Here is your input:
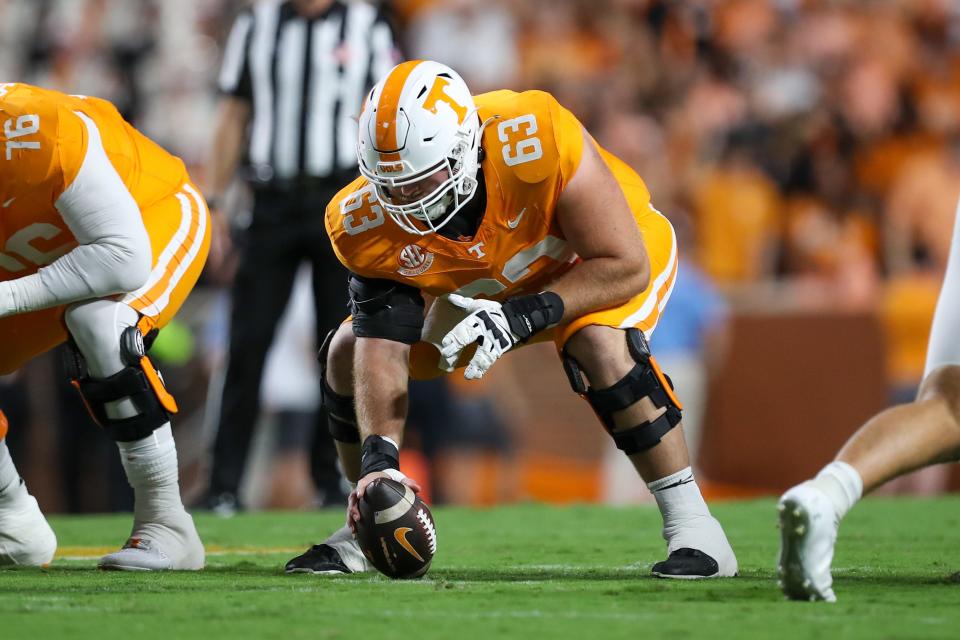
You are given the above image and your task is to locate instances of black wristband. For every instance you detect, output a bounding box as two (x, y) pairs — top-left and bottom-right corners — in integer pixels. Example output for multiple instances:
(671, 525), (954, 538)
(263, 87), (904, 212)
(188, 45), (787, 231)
(359, 435), (400, 477)
(501, 291), (565, 342)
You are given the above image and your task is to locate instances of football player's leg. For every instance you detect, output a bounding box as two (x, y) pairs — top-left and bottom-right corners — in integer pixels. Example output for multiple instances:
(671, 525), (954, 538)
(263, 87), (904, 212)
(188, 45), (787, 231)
(779, 197), (960, 601)
(779, 369), (960, 602)
(557, 209), (734, 578)
(286, 315), (442, 574)
(0, 308), (74, 566)
(69, 183), (208, 571)
(285, 322), (373, 575)
(64, 299), (203, 571)
(308, 229), (352, 506)
(775, 386), (959, 602)
(0, 412), (57, 566)
(323, 322), (362, 482)
(835, 367), (960, 490)
(562, 325), (737, 579)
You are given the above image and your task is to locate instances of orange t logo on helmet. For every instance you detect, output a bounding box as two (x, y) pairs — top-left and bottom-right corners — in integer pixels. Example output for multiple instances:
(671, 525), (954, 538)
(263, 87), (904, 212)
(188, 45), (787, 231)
(422, 76), (467, 124)
(357, 60), (483, 235)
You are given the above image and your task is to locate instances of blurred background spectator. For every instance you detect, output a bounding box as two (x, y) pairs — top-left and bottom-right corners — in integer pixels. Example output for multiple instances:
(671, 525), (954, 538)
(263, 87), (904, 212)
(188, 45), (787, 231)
(5, 0), (960, 511)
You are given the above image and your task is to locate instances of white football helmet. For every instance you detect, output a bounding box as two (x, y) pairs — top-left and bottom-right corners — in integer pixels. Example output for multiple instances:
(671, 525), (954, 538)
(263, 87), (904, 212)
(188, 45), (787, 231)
(357, 60), (485, 235)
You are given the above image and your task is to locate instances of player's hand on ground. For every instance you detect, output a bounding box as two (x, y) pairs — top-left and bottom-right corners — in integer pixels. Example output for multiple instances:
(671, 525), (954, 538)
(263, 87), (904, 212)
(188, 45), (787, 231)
(440, 294), (521, 380)
(347, 469), (422, 534)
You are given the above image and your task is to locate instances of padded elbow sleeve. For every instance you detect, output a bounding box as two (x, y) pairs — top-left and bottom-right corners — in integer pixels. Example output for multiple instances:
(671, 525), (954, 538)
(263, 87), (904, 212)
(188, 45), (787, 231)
(349, 274), (425, 344)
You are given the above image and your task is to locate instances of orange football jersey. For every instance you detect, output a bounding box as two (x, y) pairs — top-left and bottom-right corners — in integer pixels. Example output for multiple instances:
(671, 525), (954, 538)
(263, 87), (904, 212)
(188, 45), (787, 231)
(0, 83), (209, 374)
(325, 89), (656, 302)
(0, 83), (189, 282)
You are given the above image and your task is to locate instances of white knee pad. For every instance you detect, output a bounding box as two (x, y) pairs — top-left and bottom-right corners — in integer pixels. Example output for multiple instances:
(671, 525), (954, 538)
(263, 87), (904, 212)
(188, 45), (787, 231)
(64, 300), (177, 441)
(64, 299), (140, 378)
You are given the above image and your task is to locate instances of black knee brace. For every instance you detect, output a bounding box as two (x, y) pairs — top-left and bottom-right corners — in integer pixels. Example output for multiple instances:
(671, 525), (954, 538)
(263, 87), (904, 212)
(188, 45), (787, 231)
(562, 328), (683, 454)
(65, 326), (178, 442)
(318, 329), (359, 444)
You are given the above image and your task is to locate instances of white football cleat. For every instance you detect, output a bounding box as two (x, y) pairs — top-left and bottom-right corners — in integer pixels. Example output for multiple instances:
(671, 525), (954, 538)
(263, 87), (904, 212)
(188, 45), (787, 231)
(99, 511), (204, 571)
(0, 490), (57, 567)
(778, 483), (838, 602)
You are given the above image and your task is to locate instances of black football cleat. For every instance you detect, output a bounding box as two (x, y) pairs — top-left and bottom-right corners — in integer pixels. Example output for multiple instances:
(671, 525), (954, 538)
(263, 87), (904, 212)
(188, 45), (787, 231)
(651, 548), (727, 579)
(284, 544), (352, 575)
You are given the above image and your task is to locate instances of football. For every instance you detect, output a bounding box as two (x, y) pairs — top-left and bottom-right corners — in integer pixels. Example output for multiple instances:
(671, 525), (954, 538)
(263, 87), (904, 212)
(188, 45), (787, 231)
(355, 477), (437, 579)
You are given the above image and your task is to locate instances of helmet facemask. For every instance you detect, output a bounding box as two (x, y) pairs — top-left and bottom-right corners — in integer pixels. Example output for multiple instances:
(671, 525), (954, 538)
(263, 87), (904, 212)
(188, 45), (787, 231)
(360, 112), (485, 236)
(357, 61), (493, 237)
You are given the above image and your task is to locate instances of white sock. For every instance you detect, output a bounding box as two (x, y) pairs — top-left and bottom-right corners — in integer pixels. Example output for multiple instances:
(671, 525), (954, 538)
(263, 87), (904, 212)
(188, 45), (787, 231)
(116, 424), (185, 522)
(648, 467), (712, 534)
(810, 460), (863, 520)
(648, 466), (713, 552)
(647, 466), (735, 569)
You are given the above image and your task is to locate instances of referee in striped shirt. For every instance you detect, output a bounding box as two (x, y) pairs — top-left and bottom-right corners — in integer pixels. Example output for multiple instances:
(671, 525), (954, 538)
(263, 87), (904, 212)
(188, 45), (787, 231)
(203, 0), (400, 513)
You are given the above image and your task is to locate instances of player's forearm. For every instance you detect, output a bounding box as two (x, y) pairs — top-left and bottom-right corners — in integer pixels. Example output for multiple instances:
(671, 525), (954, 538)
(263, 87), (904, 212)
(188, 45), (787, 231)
(548, 253), (650, 323)
(0, 240), (151, 317)
(354, 337), (410, 448)
(206, 98), (250, 200)
(0, 138), (153, 317)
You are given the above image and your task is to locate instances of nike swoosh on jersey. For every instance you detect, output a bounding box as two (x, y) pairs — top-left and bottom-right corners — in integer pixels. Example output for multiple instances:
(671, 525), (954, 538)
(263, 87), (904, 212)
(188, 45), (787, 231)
(507, 208), (526, 229)
(393, 527), (425, 562)
(2, 197), (15, 208)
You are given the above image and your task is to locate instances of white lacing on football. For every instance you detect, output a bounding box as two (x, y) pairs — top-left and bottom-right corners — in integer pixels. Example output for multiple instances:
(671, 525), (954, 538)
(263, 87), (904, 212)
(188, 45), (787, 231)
(417, 508), (437, 554)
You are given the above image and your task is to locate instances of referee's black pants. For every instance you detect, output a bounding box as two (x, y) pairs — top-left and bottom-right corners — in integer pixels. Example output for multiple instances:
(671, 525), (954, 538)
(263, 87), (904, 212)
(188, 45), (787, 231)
(208, 181), (349, 504)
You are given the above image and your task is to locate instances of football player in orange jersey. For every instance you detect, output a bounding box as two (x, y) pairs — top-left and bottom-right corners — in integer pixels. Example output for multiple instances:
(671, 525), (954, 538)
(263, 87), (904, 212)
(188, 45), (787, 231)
(284, 61), (737, 578)
(0, 83), (207, 570)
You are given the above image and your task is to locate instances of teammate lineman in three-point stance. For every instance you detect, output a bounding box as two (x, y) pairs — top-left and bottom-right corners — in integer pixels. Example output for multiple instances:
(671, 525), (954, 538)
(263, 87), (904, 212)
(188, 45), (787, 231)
(0, 83), (207, 570)
(778, 197), (960, 602)
(284, 60), (738, 578)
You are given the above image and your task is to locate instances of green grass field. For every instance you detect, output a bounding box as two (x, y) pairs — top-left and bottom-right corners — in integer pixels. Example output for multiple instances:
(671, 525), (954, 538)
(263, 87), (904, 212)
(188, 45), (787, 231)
(2, 497), (958, 639)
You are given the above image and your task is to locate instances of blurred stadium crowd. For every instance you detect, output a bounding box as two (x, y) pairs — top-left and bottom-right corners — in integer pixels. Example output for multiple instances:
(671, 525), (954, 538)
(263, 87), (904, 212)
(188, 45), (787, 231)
(2, 0), (960, 511)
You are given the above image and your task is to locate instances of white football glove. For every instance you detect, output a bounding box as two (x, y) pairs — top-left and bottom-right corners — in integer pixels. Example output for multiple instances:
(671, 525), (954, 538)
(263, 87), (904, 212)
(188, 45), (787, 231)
(440, 294), (521, 380)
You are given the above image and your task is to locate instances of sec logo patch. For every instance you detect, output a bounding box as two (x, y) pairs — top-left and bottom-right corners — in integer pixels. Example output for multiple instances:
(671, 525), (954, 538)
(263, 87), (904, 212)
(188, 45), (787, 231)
(397, 244), (434, 277)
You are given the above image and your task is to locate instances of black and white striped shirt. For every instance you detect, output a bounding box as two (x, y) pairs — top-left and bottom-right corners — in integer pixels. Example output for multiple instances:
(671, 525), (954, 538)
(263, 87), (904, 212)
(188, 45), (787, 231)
(218, 0), (400, 183)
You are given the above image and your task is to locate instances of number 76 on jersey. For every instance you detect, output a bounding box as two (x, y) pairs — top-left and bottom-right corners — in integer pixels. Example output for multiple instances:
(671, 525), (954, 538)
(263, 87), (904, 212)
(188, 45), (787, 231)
(3, 114), (41, 160)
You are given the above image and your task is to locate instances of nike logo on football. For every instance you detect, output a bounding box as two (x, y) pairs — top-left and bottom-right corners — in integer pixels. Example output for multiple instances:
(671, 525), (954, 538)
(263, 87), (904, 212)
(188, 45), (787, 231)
(393, 527), (425, 562)
(506, 208), (526, 229)
(2, 197), (15, 208)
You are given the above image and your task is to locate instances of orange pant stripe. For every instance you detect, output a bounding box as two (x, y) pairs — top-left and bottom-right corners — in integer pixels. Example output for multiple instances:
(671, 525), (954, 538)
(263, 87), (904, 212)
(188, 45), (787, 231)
(124, 183), (208, 319)
(0, 183), (209, 375)
(633, 243), (680, 334)
(553, 209), (677, 347)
